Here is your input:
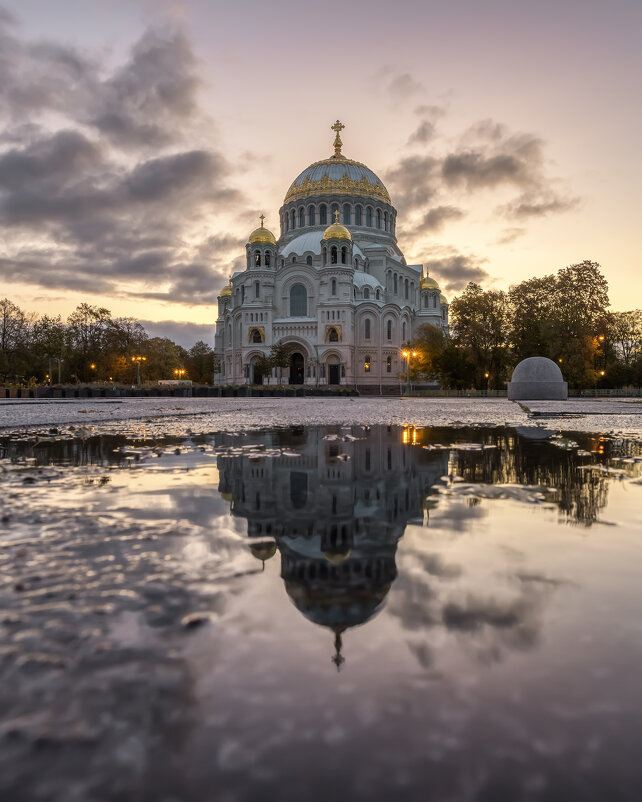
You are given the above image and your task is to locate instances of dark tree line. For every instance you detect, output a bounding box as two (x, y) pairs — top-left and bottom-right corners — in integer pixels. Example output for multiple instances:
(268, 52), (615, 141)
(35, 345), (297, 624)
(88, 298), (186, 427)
(0, 300), (216, 385)
(411, 261), (642, 390)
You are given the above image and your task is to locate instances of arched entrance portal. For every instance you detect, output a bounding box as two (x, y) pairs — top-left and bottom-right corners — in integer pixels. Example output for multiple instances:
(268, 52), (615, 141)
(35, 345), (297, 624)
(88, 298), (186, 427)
(289, 352), (304, 385)
(251, 360), (264, 385)
(326, 354), (341, 386)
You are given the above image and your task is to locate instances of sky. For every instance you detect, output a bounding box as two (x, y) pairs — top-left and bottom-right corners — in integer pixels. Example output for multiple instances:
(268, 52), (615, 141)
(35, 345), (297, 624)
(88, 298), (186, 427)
(0, 0), (640, 346)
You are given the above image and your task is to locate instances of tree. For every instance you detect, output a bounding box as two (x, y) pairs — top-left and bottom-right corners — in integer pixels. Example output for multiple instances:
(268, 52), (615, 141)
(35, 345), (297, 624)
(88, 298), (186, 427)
(449, 283), (510, 389)
(0, 298), (29, 380)
(608, 310), (642, 367)
(142, 337), (186, 382)
(411, 324), (447, 380)
(67, 304), (112, 381)
(269, 340), (290, 385)
(186, 340), (215, 384)
(508, 276), (557, 360)
(32, 315), (67, 383)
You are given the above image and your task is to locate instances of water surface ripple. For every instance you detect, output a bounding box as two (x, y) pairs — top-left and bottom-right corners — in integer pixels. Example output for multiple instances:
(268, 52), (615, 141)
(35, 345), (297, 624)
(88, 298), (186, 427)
(1, 423), (641, 801)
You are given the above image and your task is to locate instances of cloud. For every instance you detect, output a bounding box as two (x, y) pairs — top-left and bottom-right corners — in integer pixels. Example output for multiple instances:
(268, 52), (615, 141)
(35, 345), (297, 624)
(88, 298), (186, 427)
(422, 254), (490, 291)
(383, 154), (440, 213)
(0, 14), (246, 307)
(139, 319), (214, 347)
(406, 104), (447, 146)
(419, 205), (465, 233)
(389, 115), (577, 265)
(90, 30), (202, 150)
(496, 227), (526, 245)
(387, 72), (424, 99)
(501, 192), (580, 219)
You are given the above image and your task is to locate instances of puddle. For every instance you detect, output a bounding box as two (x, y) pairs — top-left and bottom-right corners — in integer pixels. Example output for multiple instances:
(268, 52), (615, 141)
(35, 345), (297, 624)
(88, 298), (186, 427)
(1, 424), (641, 801)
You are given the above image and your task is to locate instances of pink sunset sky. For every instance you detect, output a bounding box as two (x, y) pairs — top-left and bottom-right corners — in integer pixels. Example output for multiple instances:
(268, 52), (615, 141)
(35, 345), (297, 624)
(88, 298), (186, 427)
(1, 0), (640, 345)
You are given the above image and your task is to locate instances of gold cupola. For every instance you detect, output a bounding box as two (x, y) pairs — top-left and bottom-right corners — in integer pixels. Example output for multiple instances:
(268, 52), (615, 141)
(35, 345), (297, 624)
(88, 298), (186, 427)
(220, 281), (233, 297)
(323, 210), (352, 241)
(420, 274), (440, 290)
(248, 214), (277, 245)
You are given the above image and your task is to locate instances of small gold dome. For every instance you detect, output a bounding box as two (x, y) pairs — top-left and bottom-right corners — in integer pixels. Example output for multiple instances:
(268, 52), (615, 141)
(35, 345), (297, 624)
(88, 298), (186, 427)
(220, 283), (232, 297)
(323, 210), (352, 241)
(322, 548), (352, 565)
(440, 292), (448, 304)
(420, 275), (440, 290)
(248, 215), (276, 245)
(249, 541), (277, 562)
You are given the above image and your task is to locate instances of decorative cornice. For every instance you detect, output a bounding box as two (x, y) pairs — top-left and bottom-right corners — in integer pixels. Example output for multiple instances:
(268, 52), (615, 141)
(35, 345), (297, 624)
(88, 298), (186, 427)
(284, 170), (392, 205)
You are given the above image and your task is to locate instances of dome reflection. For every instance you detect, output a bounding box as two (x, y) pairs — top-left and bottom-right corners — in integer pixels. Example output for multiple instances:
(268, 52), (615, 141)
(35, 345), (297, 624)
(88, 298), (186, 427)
(219, 425), (449, 667)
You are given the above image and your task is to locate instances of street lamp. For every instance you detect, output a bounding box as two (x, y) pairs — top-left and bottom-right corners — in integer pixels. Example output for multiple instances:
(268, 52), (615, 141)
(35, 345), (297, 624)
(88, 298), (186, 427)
(174, 368), (186, 381)
(401, 349), (418, 396)
(484, 371), (490, 396)
(131, 355), (146, 387)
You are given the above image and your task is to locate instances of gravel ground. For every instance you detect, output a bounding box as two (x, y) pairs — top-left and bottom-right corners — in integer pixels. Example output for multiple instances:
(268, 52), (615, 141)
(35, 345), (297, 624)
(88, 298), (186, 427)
(1, 396), (641, 437)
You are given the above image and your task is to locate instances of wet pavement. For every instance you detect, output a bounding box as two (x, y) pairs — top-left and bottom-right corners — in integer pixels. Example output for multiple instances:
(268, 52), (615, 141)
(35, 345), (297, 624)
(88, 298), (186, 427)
(1, 408), (642, 801)
(1, 396), (641, 437)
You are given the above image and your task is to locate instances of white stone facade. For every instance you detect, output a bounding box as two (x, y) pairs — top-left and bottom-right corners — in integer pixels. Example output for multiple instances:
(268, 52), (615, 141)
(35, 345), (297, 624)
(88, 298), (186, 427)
(214, 127), (448, 389)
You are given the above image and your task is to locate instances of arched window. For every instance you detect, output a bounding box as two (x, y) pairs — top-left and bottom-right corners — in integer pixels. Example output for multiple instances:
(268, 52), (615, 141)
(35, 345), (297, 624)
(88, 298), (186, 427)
(384, 211), (388, 231)
(323, 247), (327, 265)
(299, 207), (305, 227)
(255, 281), (260, 298)
(285, 213), (289, 232)
(405, 278), (409, 299)
(355, 205), (363, 225)
(341, 246), (347, 264)
(394, 274), (398, 294)
(402, 321), (406, 340)
(387, 319), (392, 340)
(290, 210), (295, 229)
(331, 278), (337, 295)
(308, 205), (316, 225)
(364, 355), (371, 373)
(254, 250), (261, 266)
(366, 206), (373, 226)
(291, 255), (296, 263)
(343, 203), (351, 225)
(328, 327), (339, 342)
(252, 328), (262, 343)
(354, 257), (359, 269)
(387, 272), (392, 291)
(386, 356), (392, 373)
(306, 255), (312, 265)
(264, 251), (271, 268)
(365, 318), (371, 339)
(376, 289), (381, 300)
(331, 246), (338, 264)
(280, 258), (284, 268)
(319, 204), (327, 225)
(363, 287), (370, 300)
(376, 209), (381, 228)
(290, 283), (307, 317)
(432, 294), (437, 308)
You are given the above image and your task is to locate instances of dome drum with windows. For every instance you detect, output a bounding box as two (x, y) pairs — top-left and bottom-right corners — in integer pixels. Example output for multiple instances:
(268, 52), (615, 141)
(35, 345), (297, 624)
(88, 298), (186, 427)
(280, 120), (396, 241)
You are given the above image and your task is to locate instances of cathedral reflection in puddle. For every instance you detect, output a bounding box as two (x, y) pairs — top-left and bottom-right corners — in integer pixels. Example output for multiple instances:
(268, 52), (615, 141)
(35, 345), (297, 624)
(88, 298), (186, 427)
(214, 423), (633, 667)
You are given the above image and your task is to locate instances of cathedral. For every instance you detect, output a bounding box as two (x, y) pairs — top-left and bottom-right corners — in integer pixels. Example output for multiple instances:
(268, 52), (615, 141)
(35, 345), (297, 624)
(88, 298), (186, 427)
(214, 121), (449, 390)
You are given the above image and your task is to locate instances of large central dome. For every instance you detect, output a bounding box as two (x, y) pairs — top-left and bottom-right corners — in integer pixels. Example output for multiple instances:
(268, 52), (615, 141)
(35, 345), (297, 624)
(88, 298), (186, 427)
(283, 120), (391, 205)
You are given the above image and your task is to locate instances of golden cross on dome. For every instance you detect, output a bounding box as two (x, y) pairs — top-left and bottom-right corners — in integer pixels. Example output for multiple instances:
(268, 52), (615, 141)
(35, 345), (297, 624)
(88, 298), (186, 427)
(333, 210), (340, 224)
(331, 119), (345, 157)
(259, 214), (265, 227)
